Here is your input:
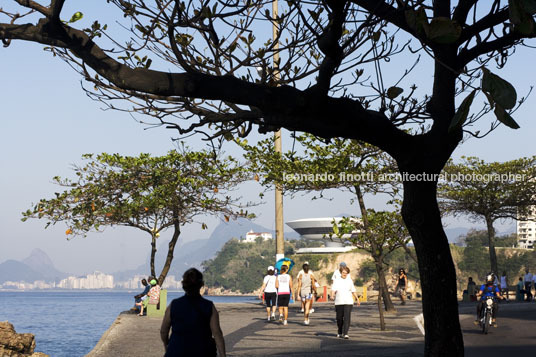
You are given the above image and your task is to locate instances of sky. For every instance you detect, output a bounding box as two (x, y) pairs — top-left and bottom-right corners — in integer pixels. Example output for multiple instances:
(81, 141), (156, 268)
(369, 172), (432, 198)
(1, 2), (535, 275)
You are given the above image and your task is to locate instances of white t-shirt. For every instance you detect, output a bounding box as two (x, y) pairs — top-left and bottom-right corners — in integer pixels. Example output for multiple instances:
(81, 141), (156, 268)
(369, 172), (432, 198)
(263, 275), (277, 293)
(331, 269), (341, 281)
(332, 276), (356, 305)
(277, 274), (291, 295)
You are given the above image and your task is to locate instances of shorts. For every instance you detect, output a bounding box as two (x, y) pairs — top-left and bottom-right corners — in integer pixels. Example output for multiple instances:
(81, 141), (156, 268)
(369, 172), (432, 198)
(397, 286), (406, 296)
(278, 294), (290, 307)
(300, 293), (313, 300)
(264, 292), (277, 307)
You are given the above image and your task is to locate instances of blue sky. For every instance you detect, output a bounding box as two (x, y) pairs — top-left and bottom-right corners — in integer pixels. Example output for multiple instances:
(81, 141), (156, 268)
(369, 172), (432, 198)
(1, 2), (534, 275)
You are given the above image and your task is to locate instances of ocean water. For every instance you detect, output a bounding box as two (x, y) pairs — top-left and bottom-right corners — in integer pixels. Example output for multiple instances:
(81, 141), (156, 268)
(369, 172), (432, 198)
(0, 291), (256, 356)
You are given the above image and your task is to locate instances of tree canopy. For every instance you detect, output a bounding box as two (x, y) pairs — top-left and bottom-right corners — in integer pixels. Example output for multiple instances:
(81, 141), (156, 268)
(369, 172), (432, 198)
(4, 1), (536, 354)
(438, 156), (536, 274)
(22, 149), (254, 283)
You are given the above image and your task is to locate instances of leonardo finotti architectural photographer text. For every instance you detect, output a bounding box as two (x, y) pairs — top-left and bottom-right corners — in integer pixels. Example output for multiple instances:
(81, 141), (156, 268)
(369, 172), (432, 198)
(282, 172), (526, 183)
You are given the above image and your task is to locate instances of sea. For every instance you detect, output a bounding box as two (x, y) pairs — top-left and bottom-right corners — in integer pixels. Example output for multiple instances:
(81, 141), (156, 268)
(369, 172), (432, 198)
(0, 291), (257, 356)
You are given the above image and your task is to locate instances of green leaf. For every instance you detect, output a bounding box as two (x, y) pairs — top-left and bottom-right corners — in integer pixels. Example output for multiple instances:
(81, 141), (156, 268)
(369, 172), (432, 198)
(405, 7), (429, 36)
(449, 90), (476, 132)
(386, 86), (404, 99)
(427, 17), (462, 44)
(482, 68), (517, 110)
(69, 12), (84, 23)
(493, 105), (520, 129)
(509, 0), (536, 34)
(332, 224), (339, 235)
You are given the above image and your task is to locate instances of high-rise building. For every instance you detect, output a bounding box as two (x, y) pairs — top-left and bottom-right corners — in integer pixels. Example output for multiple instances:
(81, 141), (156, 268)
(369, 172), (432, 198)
(517, 207), (536, 249)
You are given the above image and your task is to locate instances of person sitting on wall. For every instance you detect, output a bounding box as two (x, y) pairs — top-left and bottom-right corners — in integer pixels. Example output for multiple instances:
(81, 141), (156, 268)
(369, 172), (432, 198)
(132, 278), (151, 313)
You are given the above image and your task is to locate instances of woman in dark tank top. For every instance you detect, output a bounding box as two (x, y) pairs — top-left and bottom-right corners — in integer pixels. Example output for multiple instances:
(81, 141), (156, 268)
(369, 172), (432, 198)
(160, 268), (226, 356)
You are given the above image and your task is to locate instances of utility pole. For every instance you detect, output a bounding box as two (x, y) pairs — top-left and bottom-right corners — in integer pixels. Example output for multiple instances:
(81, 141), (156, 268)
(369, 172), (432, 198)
(273, 0), (284, 262)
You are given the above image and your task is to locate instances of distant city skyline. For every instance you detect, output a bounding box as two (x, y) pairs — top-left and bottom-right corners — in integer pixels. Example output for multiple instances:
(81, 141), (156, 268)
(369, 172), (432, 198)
(1, 2), (534, 275)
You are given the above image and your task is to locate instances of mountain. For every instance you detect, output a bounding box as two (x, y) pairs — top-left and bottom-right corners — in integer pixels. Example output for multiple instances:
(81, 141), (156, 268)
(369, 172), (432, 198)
(22, 248), (67, 281)
(116, 218), (300, 280)
(0, 260), (46, 283)
(0, 249), (66, 284)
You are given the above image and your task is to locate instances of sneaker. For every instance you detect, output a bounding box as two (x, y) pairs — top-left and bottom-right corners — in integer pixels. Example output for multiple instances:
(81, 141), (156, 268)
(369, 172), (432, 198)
(473, 320), (479, 326)
(336, 334), (342, 338)
(310, 308), (315, 313)
(304, 319), (309, 325)
(300, 308), (304, 313)
(267, 317), (271, 321)
(283, 320), (288, 326)
(279, 315), (283, 321)
(344, 335), (350, 339)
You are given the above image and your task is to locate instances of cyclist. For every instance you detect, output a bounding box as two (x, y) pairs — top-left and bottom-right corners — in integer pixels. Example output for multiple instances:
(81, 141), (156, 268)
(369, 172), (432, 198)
(474, 273), (505, 327)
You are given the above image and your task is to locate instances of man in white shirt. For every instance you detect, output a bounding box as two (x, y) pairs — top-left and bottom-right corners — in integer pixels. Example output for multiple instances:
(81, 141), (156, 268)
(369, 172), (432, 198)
(523, 268), (533, 301)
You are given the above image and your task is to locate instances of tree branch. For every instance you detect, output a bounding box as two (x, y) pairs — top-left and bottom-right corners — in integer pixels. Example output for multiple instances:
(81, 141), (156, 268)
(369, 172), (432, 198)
(453, 0), (477, 25)
(350, 0), (411, 34)
(433, 0), (451, 18)
(50, 0), (65, 20)
(13, 0), (50, 16)
(458, 32), (525, 67)
(458, 9), (509, 44)
(0, 18), (409, 156)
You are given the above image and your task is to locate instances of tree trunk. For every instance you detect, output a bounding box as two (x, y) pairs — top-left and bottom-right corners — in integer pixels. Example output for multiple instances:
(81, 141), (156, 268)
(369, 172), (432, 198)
(485, 217), (498, 275)
(401, 179), (463, 356)
(355, 185), (395, 312)
(158, 221), (181, 285)
(150, 235), (157, 279)
(375, 258), (396, 312)
(377, 284), (386, 331)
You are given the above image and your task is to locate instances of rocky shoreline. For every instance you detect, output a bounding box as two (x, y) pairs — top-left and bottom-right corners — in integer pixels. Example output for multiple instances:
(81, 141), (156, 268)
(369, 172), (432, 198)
(0, 322), (48, 357)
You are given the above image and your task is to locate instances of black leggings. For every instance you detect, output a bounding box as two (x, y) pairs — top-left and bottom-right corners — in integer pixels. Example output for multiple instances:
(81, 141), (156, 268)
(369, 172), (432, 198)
(335, 304), (353, 335)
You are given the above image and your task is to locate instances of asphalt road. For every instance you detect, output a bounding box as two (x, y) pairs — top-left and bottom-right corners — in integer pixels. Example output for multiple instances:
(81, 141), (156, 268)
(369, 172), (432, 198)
(460, 301), (536, 357)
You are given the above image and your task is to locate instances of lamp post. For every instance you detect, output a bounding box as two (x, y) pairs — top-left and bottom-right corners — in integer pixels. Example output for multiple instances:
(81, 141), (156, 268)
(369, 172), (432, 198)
(273, 0), (284, 262)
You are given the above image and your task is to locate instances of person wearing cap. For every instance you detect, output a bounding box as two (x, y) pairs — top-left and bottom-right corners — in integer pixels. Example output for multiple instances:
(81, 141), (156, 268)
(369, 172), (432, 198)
(297, 262), (317, 325)
(297, 261), (317, 313)
(259, 266), (278, 321)
(331, 262), (348, 282)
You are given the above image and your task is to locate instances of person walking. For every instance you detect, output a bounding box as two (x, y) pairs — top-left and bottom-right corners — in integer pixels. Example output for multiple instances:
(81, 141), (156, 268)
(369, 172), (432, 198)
(499, 271), (509, 301)
(160, 268), (226, 357)
(467, 277), (477, 302)
(331, 262), (347, 282)
(275, 264), (293, 326)
(297, 262), (317, 325)
(523, 268), (533, 301)
(331, 266), (359, 339)
(396, 268), (408, 305)
(259, 266), (278, 321)
(297, 261), (316, 313)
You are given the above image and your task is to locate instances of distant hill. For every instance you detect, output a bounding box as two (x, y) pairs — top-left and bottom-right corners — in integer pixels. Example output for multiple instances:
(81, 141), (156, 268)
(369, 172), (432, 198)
(115, 218), (299, 280)
(0, 260), (46, 283)
(22, 248), (67, 281)
(0, 249), (66, 283)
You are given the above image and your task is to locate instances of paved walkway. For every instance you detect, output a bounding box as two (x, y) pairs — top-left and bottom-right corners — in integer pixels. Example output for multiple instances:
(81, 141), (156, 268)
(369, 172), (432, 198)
(87, 300), (536, 356)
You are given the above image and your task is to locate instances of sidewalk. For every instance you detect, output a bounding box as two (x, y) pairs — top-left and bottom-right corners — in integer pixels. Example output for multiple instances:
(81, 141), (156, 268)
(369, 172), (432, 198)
(87, 300), (536, 356)
(88, 300), (425, 356)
